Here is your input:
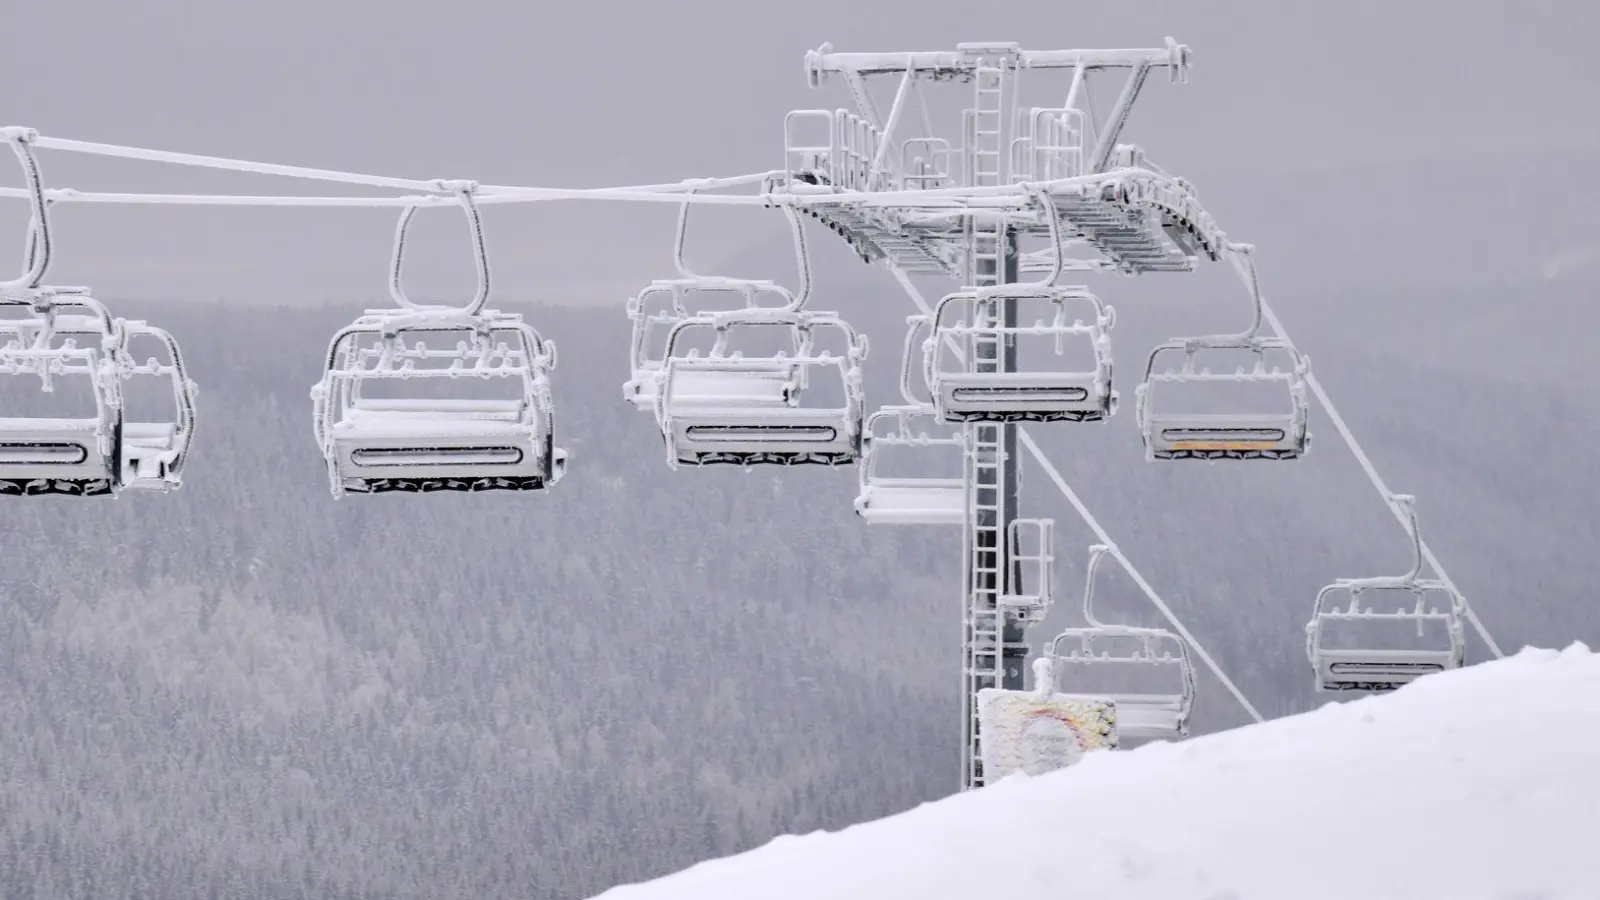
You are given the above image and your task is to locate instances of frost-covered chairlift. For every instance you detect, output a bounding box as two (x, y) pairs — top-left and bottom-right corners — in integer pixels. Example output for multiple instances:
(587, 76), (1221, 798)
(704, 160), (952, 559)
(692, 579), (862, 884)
(1134, 244), (1310, 460)
(922, 200), (1118, 423)
(310, 183), (564, 497)
(0, 291), (124, 495)
(855, 315), (969, 524)
(0, 128), (197, 495)
(623, 278), (804, 412)
(653, 306), (867, 468)
(854, 404), (967, 525)
(624, 194), (815, 411)
(1048, 544), (1197, 741)
(924, 286), (1116, 423)
(110, 319), (197, 490)
(1305, 494), (1466, 692)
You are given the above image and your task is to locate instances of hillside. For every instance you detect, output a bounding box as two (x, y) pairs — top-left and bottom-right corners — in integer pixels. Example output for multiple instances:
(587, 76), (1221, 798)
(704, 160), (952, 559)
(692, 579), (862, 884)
(593, 644), (1599, 900)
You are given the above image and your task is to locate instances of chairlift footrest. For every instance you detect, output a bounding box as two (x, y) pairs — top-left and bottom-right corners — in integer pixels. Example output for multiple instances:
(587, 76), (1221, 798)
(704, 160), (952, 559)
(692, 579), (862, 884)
(342, 475), (558, 494)
(1150, 447), (1305, 461)
(675, 450), (858, 467)
(0, 477), (115, 497)
(941, 408), (1111, 424)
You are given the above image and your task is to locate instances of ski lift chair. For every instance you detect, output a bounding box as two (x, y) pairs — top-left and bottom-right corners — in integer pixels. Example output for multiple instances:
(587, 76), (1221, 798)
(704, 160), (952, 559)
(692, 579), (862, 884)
(1134, 244), (1311, 460)
(853, 404), (967, 524)
(1048, 544), (1197, 741)
(0, 130), (175, 496)
(1135, 336), (1309, 460)
(312, 308), (562, 497)
(310, 182), (567, 497)
(1306, 495), (1466, 692)
(627, 188), (818, 413)
(653, 307), (867, 468)
(97, 314), (196, 491)
(0, 292), (123, 495)
(924, 285), (1116, 423)
(624, 279), (803, 412)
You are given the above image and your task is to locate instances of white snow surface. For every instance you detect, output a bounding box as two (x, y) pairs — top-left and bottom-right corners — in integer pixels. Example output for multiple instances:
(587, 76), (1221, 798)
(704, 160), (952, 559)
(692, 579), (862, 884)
(592, 644), (1599, 900)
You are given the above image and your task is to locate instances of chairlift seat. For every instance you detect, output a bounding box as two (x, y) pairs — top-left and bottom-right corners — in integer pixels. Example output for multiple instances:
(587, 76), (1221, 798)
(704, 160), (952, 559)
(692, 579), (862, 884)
(854, 405), (967, 525)
(1051, 691), (1186, 741)
(117, 421), (184, 488)
(1093, 692), (1188, 740)
(853, 479), (965, 524)
(632, 365), (798, 410)
(0, 415), (115, 496)
(14, 314), (110, 336)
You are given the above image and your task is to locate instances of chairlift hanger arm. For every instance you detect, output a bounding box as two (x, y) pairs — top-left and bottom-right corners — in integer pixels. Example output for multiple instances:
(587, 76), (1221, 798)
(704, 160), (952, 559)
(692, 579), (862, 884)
(1081, 544), (1112, 627)
(387, 181), (491, 316)
(3, 127), (51, 291)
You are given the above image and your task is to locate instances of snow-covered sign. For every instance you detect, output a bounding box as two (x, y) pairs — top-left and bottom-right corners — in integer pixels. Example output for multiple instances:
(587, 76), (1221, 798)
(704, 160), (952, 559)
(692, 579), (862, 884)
(975, 687), (1117, 778)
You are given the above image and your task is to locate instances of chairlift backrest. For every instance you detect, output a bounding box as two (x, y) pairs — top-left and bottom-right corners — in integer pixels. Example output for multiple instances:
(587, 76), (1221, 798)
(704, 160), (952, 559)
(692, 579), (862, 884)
(626, 281), (806, 404)
(659, 308), (866, 375)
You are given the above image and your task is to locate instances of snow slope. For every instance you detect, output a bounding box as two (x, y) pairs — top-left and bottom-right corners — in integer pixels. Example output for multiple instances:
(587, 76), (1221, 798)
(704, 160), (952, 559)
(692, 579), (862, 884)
(593, 645), (1599, 900)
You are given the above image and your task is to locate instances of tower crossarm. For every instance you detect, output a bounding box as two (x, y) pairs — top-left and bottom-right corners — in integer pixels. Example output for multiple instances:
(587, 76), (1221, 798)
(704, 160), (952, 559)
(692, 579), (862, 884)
(804, 40), (1191, 83)
(776, 39), (1222, 279)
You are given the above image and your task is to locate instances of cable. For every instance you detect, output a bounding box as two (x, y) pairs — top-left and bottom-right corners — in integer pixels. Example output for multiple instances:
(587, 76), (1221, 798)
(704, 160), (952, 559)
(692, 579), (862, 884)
(34, 135), (448, 193)
(0, 184), (776, 208)
(9, 129), (1153, 213)
(32, 133), (779, 198)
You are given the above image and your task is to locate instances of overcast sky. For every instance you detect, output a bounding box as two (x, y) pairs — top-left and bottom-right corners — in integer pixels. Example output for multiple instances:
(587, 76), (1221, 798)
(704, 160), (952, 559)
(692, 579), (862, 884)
(3, 0), (1596, 305)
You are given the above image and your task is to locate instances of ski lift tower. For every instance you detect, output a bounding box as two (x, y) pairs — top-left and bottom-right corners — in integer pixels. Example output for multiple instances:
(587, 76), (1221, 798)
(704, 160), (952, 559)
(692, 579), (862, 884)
(777, 39), (1221, 790)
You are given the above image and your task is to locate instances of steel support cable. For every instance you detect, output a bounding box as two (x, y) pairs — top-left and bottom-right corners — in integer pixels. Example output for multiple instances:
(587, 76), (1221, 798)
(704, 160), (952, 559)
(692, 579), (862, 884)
(4, 128), (1157, 210)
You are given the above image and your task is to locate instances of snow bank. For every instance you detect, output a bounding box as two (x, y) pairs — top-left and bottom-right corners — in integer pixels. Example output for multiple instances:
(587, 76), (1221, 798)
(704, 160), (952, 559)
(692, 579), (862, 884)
(592, 644), (1599, 900)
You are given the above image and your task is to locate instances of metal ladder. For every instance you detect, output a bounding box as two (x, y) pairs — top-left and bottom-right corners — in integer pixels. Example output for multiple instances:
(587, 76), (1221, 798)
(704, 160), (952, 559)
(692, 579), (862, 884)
(960, 53), (1025, 791)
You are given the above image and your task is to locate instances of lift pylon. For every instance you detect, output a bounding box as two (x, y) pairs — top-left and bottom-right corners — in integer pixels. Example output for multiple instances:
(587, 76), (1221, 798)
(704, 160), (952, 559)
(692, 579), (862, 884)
(787, 37), (1203, 790)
